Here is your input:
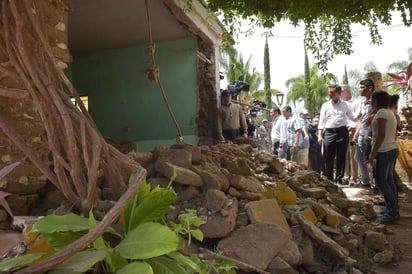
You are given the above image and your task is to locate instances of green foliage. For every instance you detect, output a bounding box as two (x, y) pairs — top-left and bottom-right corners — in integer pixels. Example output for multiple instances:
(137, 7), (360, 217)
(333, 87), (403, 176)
(0, 254), (45, 272)
(0, 174), (233, 273)
(219, 45), (262, 93)
(206, 0), (412, 71)
(286, 65), (337, 112)
(117, 261), (153, 274)
(123, 181), (177, 234)
(47, 250), (107, 274)
(342, 65), (349, 85)
(169, 209), (204, 245)
(115, 222), (181, 259)
(263, 34), (272, 110)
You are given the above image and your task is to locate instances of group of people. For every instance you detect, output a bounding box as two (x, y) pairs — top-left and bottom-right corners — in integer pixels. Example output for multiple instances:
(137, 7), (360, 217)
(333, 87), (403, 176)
(217, 77), (401, 223)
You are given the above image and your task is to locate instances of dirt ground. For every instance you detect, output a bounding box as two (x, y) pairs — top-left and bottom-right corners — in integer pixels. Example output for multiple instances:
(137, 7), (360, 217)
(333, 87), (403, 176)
(343, 182), (412, 274)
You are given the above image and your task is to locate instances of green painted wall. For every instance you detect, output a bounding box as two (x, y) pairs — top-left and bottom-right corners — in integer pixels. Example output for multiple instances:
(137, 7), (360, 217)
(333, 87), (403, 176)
(72, 37), (198, 151)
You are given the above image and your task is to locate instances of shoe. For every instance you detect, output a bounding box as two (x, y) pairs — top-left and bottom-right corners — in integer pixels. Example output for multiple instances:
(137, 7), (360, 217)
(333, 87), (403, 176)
(336, 179), (349, 186)
(378, 213), (400, 224)
(360, 183), (371, 188)
(378, 207), (388, 215)
(366, 188), (379, 195)
(341, 178), (350, 185)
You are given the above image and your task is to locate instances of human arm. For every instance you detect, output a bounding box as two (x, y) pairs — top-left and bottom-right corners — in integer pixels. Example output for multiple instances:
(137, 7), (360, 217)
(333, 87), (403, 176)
(216, 109), (225, 141)
(365, 117), (386, 163)
(317, 128), (323, 145)
(239, 107), (248, 138)
(293, 129), (301, 150)
(352, 120), (361, 143)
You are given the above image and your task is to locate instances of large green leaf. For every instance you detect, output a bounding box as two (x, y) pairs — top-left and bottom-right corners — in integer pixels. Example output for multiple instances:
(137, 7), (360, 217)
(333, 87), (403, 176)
(32, 213), (121, 237)
(42, 231), (83, 249)
(0, 253), (45, 271)
(166, 251), (202, 273)
(116, 261), (153, 274)
(123, 180), (151, 234)
(48, 249), (107, 274)
(32, 213), (90, 233)
(126, 186), (176, 231)
(147, 256), (188, 274)
(115, 222), (180, 259)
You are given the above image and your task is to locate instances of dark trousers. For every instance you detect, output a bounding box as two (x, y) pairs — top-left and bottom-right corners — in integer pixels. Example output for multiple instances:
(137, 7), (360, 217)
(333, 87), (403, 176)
(309, 147), (325, 175)
(223, 129), (240, 141)
(324, 127), (349, 183)
(273, 141), (280, 157)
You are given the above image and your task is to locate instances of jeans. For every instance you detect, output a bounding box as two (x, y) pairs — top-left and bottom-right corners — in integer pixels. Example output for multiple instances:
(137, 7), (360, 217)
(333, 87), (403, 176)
(279, 143), (288, 159)
(355, 134), (371, 185)
(375, 148), (399, 215)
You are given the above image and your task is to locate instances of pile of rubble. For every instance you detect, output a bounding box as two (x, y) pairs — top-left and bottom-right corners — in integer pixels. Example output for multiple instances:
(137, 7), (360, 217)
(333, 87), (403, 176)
(130, 141), (396, 273)
(1, 140), (397, 273)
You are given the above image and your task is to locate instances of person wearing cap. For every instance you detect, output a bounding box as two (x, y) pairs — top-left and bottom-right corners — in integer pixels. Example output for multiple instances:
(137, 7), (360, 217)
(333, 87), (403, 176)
(258, 119), (269, 151)
(217, 89), (248, 142)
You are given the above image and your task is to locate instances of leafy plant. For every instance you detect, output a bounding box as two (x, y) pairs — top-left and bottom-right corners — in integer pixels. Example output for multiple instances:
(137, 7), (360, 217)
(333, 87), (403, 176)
(169, 209), (204, 246)
(0, 175), (235, 273)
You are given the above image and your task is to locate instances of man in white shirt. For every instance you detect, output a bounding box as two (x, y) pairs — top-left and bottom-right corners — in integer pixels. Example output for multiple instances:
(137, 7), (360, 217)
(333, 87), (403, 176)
(318, 85), (357, 185)
(270, 107), (281, 156)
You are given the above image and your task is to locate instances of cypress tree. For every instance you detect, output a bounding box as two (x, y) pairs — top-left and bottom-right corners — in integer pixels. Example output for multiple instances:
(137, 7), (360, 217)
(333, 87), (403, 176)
(264, 34), (271, 110)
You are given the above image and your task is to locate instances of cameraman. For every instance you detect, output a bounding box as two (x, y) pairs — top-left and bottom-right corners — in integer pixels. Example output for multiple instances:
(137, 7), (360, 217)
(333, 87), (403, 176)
(246, 113), (257, 139)
(217, 89), (248, 142)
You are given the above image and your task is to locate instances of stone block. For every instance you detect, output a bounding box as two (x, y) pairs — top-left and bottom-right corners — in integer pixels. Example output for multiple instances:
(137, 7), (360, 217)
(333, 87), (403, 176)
(218, 223), (290, 270)
(246, 199), (292, 237)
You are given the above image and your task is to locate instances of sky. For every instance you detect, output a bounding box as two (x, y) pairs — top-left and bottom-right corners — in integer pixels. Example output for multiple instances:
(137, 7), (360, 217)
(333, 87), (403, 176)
(233, 15), (412, 94)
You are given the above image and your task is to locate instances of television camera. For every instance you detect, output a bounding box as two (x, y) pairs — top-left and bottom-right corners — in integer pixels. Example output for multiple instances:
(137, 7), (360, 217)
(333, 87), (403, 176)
(248, 99), (267, 115)
(220, 75), (250, 100)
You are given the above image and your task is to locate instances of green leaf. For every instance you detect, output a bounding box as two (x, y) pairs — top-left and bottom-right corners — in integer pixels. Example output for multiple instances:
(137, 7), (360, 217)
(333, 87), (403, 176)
(116, 261), (153, 274)
(190, 229), (204, 242)
(115, 222), (180, 259)
(32, 213), (120, 238)
(123, 179), (150, 234)
(32, 213), (90, 233)
(126, 186), (176, 231)
(42, 231), (83, 249)
(166, 251), (202, 273)
(89, 210), (106, 250)
(147, 256), (188, 274)
(107, 248), (128, 272)
(0, 253), (46, 271)
(48, 249), (107, 274)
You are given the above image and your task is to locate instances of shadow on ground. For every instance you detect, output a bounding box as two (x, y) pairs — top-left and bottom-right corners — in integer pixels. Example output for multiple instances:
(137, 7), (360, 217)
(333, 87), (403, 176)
(343, 182), (412, 274)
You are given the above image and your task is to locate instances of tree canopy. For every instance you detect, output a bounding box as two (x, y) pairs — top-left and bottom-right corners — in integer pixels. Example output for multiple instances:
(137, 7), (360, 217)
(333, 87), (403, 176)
(205, 0), (412, 70)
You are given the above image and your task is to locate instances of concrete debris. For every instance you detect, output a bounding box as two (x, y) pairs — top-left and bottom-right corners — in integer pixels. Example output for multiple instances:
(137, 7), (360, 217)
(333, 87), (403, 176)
(1, 141), (399, 273)
(138, 142), (396, 273)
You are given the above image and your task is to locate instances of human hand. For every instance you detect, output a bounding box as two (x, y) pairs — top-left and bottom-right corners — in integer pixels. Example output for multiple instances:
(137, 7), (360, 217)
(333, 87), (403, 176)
(242, 132), (248, 138)
(219, 134), (225, 142)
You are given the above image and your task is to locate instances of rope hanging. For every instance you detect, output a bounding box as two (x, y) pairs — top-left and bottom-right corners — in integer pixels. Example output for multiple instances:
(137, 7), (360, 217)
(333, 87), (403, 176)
(144, 0), (183, 143)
